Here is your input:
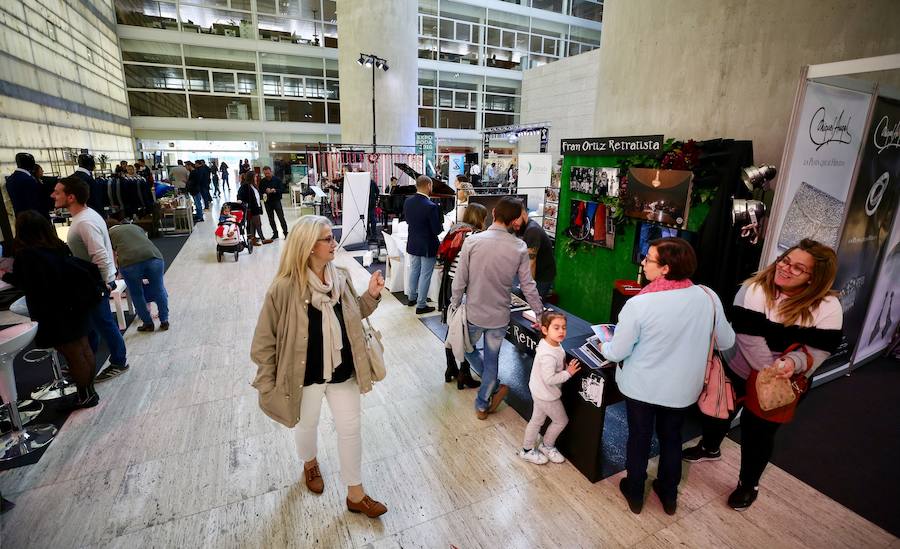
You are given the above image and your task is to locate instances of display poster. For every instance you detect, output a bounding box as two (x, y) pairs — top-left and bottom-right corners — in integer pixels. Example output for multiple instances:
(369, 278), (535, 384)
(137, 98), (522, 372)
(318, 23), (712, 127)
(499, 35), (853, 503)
(517, 153), (553, 215)
(449, 154), (466, 181)
(837, 97), (900, 365)
(415, 132), (436, 177)
(767, 82), (873, 262)
(340, 172), (371, 247)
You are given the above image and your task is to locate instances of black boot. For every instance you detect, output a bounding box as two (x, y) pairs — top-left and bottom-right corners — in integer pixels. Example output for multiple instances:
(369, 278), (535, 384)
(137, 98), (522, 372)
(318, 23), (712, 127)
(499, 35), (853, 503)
(457, 361), (481, 390)
(444, 348), (459, 382)
(64, 385), (99, 411)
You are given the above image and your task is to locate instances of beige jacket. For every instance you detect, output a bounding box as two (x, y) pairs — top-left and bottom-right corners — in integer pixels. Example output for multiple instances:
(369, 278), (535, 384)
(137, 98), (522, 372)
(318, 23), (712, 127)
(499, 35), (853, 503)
(250, 267), (380, 427)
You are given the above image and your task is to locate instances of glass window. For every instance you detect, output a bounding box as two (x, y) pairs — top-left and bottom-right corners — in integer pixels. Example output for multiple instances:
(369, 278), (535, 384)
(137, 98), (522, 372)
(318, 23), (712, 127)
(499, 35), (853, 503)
(128, 91), (188, 117)
(438, 90), (453, 108)
(570, 25), (601, 46)
(418, 0), (438, 15)
(485, 112), (517, 127)
(114, 0), (178, 28)
(256, 0), (275, 12)
(212, 72), (236, 93)
(259, 53), (323, 76)
(305, 78), (326, 99)
(265, 99), (326, 123)
(530, 35), (542, 53)
(501, 30), (515, 49)
(237, 73), (257, 94)
(439, 110), (476, 129)
(571, 0), (603, 22)
(453, 91), (469, 109)
(438, 72), (480, 91)
(419, 107), (436, 128)
(258, 14), (319, 43)
(455, 22), (471, 42)
(323, 0), (336, 21)
(326, 80), (339, 100)
(124, 65), (185, 90)
(263, 75), (282, 95)
(284, 77), (303, 97)
(187, 69), (210, 91)
(190, 95), (257, 119)
(484, 94), (519, 112)
(487, 10), (529, 33)
(421, 88), (435, 106)
(441, 0), (484, 23)
(418, 38), (438, 60)
(178, 5), (251, 37)
(421, 15), (438, 37)
(543, 37), (557, 56)
(418, 69), (437, 87)
(438, 40), (478, 65)
(439, 19), (454, 40)
(327, 103), (340, 124)
(120, 39), (181, 65)
(184, 45), (255, 71)
(530, 0), (563, 13)
(485, 77), (520, 95)
(325, 59), (339, 78)
(230, 0), (251, 9)
(486, 27), (501, 47)
(485, 48), (521, 70)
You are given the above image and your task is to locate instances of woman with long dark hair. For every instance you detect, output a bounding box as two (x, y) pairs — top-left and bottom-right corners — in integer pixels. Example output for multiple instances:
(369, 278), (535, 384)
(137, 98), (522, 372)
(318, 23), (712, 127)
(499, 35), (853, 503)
(1, 211), (100, 409)
(683, 238), (842, 510)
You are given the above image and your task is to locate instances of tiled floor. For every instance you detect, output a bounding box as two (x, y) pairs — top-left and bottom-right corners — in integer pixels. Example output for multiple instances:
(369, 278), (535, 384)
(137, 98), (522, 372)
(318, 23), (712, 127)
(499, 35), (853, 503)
(0, 201), (895, 548)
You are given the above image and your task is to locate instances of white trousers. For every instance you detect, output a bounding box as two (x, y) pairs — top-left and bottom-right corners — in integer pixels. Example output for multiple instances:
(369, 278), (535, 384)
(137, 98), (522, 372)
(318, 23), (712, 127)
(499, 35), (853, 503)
(293, 378), (362, 486)
(523, 397), (569, 449)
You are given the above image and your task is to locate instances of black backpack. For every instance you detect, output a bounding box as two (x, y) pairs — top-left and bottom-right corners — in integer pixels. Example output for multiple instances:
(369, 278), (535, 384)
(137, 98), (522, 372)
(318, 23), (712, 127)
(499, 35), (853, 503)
(62, 255), (106, 311)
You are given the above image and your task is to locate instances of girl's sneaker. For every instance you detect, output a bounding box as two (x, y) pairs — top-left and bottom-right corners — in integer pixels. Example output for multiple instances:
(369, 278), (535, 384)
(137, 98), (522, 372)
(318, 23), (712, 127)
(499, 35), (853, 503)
(539, 444), (565, 463)
(519, 448), (549, 465)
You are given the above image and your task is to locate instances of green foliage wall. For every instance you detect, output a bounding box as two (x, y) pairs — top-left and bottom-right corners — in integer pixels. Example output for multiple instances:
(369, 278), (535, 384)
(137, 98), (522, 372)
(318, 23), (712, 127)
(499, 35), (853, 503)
(552, 155), (709, 323)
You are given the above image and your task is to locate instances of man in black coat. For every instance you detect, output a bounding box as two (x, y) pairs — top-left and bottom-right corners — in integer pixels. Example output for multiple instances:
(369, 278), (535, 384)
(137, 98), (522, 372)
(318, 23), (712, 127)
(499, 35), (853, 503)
(72, 154), (104, 215)
(186, 160), (205, 222)
(6, 152), (49, 218)
(402, 175), (442, 314)
(260, 166), (288, 239)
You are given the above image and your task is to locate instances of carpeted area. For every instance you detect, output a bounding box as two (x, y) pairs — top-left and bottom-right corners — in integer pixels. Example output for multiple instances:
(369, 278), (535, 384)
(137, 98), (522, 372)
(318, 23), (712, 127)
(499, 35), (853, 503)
(729, 356), (900, 537)
(0, 233), (190, 471)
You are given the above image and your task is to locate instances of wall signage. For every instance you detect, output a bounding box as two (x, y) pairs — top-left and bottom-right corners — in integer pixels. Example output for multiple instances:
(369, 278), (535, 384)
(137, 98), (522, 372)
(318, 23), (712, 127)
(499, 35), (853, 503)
(561, 135), (664, 156)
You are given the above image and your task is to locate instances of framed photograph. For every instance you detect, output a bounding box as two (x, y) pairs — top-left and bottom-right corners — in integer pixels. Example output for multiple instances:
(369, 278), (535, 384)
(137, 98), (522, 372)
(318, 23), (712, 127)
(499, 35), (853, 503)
(544, 202), (558, 218)
(543, 216), (557, 234)
(545, 187), (560, 203)
(569, 166), (595, 194)
(621, 168), (693, 229)
(632, 221), (699, 264)
(595, 167), (619, 197)
(567, 199), (615, 249)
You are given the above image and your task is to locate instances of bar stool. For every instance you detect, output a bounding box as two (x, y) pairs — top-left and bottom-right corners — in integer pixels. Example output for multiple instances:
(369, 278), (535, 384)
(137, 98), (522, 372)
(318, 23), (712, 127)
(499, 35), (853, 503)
(9, 297), (76, 401)
(0, 322), (57, 461)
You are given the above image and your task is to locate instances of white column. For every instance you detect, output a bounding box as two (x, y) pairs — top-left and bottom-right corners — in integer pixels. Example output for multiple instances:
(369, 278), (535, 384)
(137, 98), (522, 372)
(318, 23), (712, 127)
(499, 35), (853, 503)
(337, 0), (418, 148)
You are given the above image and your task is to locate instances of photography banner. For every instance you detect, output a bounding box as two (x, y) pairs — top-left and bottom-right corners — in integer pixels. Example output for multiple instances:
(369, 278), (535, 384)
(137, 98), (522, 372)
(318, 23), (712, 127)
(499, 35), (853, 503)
(416, 132), (437, 177)
(840, 97), (900, 366)
(561, 135), (664, 156)
(767, 81), (873, 262)
(517, 153), (552, 211)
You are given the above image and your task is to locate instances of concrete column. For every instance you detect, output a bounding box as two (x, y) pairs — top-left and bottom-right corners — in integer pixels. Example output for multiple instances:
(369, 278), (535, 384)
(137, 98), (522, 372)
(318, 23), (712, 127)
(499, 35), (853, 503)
(337, 0), (418, 148)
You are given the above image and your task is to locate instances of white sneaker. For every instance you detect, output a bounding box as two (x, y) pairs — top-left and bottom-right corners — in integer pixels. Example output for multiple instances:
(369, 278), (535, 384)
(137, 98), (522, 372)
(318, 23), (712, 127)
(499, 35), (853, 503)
(539, 444), (565, 464)
(519, 448), (549, 465)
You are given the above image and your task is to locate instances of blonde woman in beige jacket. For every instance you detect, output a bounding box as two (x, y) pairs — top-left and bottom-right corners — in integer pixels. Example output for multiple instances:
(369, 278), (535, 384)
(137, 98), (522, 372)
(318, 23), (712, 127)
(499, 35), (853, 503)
(251, 215), (387, 518)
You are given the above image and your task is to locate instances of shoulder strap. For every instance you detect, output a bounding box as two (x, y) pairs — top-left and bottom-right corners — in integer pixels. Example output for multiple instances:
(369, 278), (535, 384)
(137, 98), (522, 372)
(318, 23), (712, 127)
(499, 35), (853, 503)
(341, 270), (376, 331)
(699, 285), (718, 360)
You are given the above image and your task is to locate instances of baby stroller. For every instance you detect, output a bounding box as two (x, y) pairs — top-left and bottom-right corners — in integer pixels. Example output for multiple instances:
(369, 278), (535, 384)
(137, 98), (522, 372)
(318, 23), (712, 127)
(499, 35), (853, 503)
(215, 202), (252, 262)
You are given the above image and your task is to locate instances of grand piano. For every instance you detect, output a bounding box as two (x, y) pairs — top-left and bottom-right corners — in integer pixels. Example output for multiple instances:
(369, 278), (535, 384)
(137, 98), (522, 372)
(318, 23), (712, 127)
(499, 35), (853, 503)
(378, 163), (456, 226)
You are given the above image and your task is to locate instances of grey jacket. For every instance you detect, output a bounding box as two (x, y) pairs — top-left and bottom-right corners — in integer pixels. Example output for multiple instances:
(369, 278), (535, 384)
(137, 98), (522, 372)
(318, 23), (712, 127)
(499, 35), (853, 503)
(445, 303), (474, 363)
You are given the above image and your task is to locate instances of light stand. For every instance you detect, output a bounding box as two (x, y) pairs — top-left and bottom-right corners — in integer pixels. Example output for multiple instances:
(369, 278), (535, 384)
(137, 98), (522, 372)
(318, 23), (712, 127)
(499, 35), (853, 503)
(357, 53), (389, 153)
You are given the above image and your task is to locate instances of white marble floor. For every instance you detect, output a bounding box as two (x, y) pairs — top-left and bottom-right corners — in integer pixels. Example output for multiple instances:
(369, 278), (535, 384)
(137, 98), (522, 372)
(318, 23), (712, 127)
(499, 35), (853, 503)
(0, 200), (895, 548)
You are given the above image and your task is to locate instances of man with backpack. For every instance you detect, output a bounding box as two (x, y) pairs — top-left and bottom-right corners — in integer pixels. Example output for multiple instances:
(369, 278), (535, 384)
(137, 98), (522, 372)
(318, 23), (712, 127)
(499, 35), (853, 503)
(52, 176), (129, 382)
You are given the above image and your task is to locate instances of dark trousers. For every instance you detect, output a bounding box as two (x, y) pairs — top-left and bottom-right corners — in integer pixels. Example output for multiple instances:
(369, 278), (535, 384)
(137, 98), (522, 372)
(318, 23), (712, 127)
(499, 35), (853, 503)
(367, 207), (378, 240)
(248, 213), (265, 240)
(699, 366), (782, 487)
(201, 186), (212, 209)
(624, 397), (687, 501)
(265, 200), (288, 237)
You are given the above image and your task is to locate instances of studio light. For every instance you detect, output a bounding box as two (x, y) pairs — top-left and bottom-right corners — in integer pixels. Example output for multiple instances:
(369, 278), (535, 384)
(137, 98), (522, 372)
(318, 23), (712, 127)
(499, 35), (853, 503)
(732, 198), (767, 244)
(358, 52), (389, 150)
(741, 164), (777, 191)
(381, 62), (389, 71)
(356, 54), (365, 65)
(364, 57), (373, 68)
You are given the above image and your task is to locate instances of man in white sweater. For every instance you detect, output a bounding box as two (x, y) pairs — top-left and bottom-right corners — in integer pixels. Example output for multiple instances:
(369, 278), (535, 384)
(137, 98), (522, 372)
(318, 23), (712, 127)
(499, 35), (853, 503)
(52, 177), (129, 382)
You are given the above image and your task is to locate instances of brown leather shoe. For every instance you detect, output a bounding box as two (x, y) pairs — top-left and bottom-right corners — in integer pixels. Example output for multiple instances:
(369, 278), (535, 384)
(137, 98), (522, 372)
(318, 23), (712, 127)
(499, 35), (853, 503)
(487, 384), (509, 413)
(346, 495), (387, 518)
(262, 238), (274, 244)
(304, 464), (324, 494)
(476, 409), (488, 420)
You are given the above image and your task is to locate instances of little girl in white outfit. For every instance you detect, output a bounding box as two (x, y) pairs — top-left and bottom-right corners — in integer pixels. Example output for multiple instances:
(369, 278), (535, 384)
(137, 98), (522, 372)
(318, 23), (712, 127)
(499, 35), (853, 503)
(521, 311), (581, 464)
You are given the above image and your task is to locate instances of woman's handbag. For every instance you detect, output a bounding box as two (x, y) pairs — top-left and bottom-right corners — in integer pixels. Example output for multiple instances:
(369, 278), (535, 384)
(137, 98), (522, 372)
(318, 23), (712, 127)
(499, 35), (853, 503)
(697, 287), (735, 419)
(745, 343), (813, 423)
(363, 317), (386, 382)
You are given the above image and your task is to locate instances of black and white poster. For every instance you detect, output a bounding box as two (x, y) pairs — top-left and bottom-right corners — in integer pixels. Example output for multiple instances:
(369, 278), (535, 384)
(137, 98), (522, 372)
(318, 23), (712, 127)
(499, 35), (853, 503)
(834, 97), (900, 364)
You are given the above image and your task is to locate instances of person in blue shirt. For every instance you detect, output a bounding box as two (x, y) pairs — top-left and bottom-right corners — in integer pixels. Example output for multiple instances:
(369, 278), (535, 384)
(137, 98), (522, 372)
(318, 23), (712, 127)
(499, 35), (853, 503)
(601, 237), (735, 516)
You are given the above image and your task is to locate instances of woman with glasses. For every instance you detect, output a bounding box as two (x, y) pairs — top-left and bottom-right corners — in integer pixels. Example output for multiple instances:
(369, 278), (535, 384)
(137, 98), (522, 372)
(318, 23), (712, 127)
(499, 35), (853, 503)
(600, 238), (735, 515)
(251, 215), (388, 518)
(683, 238), (842, 511)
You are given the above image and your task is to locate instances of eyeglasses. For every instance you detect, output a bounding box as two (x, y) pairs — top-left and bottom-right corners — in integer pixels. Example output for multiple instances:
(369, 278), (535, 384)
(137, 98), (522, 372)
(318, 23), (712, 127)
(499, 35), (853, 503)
(777, 256), (811, 276)
(641, 256), (660, 265)
(317, 235), (336, 244)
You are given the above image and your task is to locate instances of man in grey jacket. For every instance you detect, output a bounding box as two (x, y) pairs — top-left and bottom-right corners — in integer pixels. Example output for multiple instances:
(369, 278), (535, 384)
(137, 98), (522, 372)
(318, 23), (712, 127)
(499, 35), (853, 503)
(451, 197), (543, 419)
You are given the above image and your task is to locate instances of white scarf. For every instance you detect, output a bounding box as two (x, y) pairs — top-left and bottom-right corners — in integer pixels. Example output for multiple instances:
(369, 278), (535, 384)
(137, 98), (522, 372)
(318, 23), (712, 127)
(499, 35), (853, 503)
(307, 264), (344, 381)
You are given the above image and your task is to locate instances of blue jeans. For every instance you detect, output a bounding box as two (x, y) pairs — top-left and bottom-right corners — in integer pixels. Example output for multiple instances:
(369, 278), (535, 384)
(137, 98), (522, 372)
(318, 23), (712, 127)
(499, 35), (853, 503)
(120, 258), (169, 325)
(88, 289), (127, 367)
(192, 193), (203, 221)
(464, 323), (508, 412)
(406, 254), (436, 308)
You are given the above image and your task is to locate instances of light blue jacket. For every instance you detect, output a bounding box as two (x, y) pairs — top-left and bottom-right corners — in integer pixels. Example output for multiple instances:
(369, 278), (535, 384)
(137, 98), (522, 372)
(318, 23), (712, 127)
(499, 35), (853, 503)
(600, 285), (735, 408)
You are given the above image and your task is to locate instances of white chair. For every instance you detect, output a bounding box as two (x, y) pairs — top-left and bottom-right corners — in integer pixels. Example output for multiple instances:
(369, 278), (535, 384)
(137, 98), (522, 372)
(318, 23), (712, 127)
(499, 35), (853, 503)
(382, 232), (405, 293)
(0, 322), (57, 461)
(110, 279), (133, 331)
(427, 264), (442, 303)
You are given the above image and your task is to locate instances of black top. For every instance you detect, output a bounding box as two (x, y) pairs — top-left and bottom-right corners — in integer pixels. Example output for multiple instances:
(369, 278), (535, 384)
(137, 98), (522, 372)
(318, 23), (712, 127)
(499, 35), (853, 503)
(236, 183), (263, 215)
(303, 301), (355, 386)
(260, 176), (284, 202)
(520, 219), (556, 283)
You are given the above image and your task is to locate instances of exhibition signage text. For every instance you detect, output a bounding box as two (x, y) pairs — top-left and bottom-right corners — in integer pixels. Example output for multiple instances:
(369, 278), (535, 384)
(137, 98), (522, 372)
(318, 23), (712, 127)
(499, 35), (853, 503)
(561, 135), (664, 156)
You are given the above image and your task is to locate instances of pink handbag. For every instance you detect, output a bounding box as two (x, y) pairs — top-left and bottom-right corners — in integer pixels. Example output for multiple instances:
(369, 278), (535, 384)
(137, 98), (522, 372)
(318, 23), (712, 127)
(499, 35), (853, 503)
(697, 287), (735, 419)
